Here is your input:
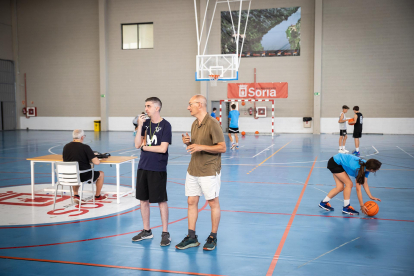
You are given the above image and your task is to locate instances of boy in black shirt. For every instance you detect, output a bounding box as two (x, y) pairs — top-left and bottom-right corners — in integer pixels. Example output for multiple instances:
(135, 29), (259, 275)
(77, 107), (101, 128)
(62, 129), (106, 202)
(351, 106), (363, 157)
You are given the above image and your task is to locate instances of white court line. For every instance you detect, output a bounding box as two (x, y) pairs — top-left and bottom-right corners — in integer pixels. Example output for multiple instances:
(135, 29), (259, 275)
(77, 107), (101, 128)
(48, 140), (93, 155)
(297, 237), (360, 269)
(396, 146), (414, 158)
(119, 149), (139, 154)
(252, 144), (274, 158)
(48, 145), (62, 155)
(362, 145), (379, 157)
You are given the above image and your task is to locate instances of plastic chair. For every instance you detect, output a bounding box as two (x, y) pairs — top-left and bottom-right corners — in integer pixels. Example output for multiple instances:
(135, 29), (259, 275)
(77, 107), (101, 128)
(53, 162), (96, 211)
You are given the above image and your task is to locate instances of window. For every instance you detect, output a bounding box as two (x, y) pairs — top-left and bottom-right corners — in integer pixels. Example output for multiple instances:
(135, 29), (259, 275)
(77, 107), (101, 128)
(122, 23), (153, 49)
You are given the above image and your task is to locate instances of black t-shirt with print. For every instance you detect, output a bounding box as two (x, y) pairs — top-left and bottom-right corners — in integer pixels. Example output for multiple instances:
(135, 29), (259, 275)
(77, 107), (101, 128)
(139, 119), (172, 172)
(62, 142), (96, 171)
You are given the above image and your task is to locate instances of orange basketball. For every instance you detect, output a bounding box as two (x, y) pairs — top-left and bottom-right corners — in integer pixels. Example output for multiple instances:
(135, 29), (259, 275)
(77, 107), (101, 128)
(241, 131), (246, 136)
(348, 118), (355, 125)
(255, 131), (259, 134)
(364, 201), (379, 216)
(216, 117), (220, 121)
(241, 102), (245, 106)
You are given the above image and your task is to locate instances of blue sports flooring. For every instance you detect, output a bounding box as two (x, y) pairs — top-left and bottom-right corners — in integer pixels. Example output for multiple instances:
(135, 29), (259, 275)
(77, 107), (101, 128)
(0, 130), (413, 275)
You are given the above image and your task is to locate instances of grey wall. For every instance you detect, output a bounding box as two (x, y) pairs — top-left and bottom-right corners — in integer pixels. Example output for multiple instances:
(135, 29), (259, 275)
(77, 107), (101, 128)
(106, 0), (198, 118)
(16, 0), (100, 117)
(0, 0), (13, 60)
(321, 0), (414, 118)
(206, 0), (315, 118)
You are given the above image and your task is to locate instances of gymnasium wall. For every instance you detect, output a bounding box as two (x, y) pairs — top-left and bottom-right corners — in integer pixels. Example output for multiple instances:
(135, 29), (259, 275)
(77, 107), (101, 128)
(0, 0), (13, 61)
(106, 0), (198, 118)
(12, 0), (414, 134)
(321, 0), (414, 123)
(16, 0), (100, 119)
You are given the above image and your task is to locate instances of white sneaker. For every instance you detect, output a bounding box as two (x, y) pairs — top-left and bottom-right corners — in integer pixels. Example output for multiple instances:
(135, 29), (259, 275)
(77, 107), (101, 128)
(343, 149), (349, 153)
(231, 144), (236, 150)
(338, 149), (345, 153)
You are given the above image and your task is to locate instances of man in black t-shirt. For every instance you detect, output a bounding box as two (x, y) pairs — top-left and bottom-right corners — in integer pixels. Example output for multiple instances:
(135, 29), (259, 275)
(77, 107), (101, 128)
(351, 106), (363, 157)
(131, 97), (172, 247)
(62, 129), (106, 202)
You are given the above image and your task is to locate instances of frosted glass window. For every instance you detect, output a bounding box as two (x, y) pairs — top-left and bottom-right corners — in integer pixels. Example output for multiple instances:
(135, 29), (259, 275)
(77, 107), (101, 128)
(122, 23), (153, 50)
(122, 24), (138, 49)
(139, 24), (154, 48)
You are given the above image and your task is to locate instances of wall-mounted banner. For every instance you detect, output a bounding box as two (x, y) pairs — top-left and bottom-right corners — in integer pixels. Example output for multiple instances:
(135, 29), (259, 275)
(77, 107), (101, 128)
(227, 83), (288, 99)
(222, 7), (301, 58)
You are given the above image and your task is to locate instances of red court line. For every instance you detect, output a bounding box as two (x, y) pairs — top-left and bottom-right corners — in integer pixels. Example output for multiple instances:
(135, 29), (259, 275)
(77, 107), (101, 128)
(201, 209), (414, 223)
(0, 201), (208, 250)
(266, 156), (318, 276)
(0, 207), (141, 229)
(0, 256), (226, 276)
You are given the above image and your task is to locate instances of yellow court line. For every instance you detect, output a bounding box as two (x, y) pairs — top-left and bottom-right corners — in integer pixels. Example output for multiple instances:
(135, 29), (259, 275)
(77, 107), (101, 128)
(247, 142), (291, 174)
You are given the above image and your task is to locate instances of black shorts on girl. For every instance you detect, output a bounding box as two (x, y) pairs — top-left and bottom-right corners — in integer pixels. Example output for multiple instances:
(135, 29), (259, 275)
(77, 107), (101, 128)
(327, 157), (345, 174)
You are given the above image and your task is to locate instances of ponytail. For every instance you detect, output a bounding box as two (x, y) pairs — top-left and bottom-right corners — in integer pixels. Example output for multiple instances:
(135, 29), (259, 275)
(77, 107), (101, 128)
(356, 158), (382, 185)
(356, 160), (366, 184)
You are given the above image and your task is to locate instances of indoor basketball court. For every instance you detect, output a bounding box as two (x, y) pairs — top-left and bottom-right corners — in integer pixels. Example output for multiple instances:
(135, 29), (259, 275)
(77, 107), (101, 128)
(1, 0), (413, 275)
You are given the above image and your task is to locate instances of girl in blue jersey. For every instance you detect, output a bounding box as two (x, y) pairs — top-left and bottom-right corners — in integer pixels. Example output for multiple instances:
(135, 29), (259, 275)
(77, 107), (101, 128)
(319, 153), (382, 215)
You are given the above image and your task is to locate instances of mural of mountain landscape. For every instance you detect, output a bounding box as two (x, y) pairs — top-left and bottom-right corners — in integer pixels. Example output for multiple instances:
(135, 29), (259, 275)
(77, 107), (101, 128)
(221, 7), (301, 57)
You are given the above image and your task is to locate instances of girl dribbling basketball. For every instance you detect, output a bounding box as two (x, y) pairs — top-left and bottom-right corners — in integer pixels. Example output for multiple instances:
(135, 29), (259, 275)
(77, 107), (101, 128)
(319, 153), (382, 215)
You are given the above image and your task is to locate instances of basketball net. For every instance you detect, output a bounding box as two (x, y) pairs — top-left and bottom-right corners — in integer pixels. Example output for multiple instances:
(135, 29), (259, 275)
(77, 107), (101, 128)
(209, 75), (220, 86)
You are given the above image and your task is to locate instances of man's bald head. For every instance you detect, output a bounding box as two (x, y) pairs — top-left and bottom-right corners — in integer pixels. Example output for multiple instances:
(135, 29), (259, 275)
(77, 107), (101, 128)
(192, 94), (207, 106)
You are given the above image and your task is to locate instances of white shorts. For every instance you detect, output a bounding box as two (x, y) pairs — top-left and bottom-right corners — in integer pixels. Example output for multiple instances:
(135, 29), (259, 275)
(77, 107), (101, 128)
(185, 172), (221, 200)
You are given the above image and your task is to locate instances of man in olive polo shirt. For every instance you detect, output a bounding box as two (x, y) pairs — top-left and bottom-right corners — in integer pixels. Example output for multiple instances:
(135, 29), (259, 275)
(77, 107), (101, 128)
(175, 95), (226, 251)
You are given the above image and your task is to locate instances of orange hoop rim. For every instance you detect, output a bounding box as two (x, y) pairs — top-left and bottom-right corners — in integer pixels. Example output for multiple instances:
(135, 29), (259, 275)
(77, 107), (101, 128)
(209, 74), (220, 80)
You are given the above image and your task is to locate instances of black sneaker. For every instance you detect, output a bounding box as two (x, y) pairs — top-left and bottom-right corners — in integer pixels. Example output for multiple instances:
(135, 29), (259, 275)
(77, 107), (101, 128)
(175, 235), (200, 250)
(132, 229), (153, 242)
(160, 232), (171, 246)
(203, 235), (217, 251)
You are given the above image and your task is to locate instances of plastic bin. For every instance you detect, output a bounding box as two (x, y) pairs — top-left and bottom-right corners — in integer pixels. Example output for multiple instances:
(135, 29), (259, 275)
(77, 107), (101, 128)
(94, 120), (101, 132)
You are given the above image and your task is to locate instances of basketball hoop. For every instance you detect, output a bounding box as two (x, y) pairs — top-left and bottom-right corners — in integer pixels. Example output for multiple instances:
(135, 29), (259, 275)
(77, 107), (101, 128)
(209, 75), (220, 86)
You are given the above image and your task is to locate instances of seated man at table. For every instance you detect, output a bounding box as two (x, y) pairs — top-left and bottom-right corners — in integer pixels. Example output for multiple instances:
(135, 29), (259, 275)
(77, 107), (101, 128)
(62, 129), (106, 202)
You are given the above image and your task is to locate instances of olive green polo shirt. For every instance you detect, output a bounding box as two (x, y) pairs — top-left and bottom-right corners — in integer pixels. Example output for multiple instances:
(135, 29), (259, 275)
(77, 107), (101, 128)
(187, 113), (225, 177)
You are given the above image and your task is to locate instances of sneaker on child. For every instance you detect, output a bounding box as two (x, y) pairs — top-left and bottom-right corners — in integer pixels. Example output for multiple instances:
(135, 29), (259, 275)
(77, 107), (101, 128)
(319, 201), (334, 211)
(342, 205), (359, 215)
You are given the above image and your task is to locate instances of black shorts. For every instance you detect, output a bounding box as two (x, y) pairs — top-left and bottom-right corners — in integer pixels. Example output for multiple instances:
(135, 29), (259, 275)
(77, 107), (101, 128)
(80, 170), (100, 183)
(229, 127), (239, 133)
(340, 130), (347, 136)
(133, 123), (138, 128)
(327, 157), (345, 174)
(136, 169), (168, 203)
(353, 131), (362, 138)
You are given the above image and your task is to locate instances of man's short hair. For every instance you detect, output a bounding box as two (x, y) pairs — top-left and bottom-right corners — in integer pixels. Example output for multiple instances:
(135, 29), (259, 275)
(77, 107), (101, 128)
(213, 107), (217, 111)
(145, 97), (162, 111)
(231, 104), (236, 110)
(73, 129), (85, 139)
(342, 105), (349, 110)
(353, 106), (359, 111)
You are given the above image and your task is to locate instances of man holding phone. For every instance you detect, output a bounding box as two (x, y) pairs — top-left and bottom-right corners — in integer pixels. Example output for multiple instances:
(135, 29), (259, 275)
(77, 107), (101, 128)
(132, 97), (172, 247)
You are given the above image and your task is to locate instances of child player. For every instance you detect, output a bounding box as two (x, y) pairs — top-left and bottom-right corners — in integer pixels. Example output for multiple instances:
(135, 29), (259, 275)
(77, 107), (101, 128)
(352, 106), (363, 156)
(319, 153), (382, 215)
(338, 105), (350, 153)
(228, 104), (240, 150)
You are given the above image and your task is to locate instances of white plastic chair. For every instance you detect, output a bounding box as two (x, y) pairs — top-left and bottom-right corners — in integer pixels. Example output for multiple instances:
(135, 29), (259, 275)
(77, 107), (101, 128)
(53, 162), (95, 211)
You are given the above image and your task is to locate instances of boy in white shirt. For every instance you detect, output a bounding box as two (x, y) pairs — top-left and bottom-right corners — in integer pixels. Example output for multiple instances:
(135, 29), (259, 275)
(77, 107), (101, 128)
(338, 105), (350, 153)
